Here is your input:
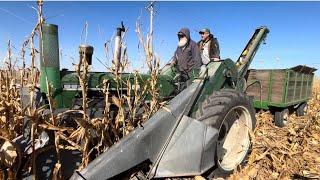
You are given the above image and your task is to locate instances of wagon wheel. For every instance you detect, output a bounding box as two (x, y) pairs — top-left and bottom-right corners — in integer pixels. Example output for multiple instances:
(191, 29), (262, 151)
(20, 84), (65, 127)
(296, 103), (308, 117)
(274, 108), (289, 127)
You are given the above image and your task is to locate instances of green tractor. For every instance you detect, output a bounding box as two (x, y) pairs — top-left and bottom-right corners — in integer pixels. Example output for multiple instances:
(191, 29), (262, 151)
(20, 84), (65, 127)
(37, 23), (269, 179)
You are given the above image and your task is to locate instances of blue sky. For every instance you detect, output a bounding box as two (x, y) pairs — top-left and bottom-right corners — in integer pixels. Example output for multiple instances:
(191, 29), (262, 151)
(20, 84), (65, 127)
(0, 1), (319, 75)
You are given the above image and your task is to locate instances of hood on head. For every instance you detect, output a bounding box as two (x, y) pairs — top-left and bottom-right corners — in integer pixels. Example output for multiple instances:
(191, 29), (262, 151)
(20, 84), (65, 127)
(178, 28), (190, 40)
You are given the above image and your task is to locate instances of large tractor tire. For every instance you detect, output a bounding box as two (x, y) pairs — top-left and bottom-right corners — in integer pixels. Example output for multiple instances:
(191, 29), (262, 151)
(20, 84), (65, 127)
(198, 89), (256, 178)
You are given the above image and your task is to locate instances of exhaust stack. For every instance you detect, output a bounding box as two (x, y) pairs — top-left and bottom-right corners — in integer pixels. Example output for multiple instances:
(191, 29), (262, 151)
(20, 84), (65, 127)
(40, 23), (63, 108)
(113, 22), (125, 73)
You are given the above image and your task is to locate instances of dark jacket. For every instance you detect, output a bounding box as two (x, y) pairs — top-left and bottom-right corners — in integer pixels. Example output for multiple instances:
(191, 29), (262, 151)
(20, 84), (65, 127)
(172, 28), (202, 79)
(197, 34), (220, 59)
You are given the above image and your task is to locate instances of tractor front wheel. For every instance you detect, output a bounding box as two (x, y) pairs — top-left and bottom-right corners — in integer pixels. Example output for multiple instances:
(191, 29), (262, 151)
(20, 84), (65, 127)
(198, 89), (256, 178)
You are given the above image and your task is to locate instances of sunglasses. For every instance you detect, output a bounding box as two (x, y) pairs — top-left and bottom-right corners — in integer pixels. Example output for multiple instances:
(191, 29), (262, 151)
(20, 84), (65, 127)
(200, 32), (209, 35)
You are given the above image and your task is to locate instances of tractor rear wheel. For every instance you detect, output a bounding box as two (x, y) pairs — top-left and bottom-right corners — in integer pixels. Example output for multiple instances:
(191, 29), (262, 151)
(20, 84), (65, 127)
(198, 89), (256, 178)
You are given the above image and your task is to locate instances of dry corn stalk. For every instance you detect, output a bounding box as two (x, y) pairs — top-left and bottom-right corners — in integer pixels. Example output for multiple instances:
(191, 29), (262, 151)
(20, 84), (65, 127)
(135, 3), (161, 120)
(230, 77), (320, 179)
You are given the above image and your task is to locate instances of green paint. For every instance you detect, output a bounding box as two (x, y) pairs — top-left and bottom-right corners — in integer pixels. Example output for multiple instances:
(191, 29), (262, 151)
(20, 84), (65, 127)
(59, 70), (177, 108)
(305, 75), (309, 98)
(300, 73), (304, 99)
(254, 98), (311, 110)
(267, 70), (273, 102)
(40, 67), (63, 107)
(40, 24), (63, 108)
(190, 59), (237, 117)
(293, 72), (298, 102)
(283, 70), (290, 104)
(160, 64), (178, 77)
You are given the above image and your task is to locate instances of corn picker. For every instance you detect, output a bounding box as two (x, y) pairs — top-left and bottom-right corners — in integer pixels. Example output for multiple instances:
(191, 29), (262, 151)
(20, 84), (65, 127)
(23, 23), (269, 180)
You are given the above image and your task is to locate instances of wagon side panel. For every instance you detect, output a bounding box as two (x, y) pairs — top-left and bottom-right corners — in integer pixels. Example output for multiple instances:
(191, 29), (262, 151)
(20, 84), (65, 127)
(286, 70), (297, 104)
(246, 70), (271, 102)
(270, 70), (286, 103)
(307, 74), (315, 99)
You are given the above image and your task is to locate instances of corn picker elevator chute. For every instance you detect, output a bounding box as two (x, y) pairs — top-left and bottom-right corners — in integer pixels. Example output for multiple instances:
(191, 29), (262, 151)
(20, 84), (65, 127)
(39, 23), (269, 179)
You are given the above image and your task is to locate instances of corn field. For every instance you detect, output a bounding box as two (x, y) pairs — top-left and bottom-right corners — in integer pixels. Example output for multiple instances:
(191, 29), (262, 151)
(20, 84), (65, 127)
(0, 1), (161, 179)
(0, 1), (319, 180)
